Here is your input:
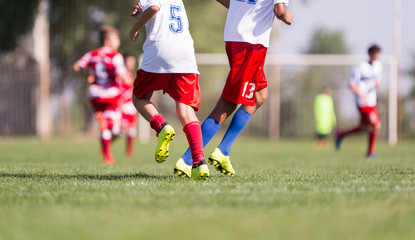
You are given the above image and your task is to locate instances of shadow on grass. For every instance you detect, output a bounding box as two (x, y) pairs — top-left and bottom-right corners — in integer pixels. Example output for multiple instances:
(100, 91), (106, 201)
(0, 172), (170, 181)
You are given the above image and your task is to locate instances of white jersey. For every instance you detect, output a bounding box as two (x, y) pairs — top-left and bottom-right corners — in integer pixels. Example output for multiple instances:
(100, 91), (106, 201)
(349, 61), (383, 107)
(139, 0), (199, 74)
(224, 0), (289, 48)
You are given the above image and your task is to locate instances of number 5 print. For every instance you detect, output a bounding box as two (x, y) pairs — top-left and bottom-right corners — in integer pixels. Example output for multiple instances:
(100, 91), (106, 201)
(169, 5), (183, 34)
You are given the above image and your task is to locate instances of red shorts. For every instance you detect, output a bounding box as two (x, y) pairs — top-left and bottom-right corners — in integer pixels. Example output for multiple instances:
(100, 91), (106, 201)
(133, 69), (200, 111)
(358, 106), (380, 127)
(89, 98), (119, 112)
(221, 42), (268, 106)
(88, 84), (121, 112)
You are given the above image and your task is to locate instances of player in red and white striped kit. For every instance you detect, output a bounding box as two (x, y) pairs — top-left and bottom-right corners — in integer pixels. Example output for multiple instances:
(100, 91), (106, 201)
(73, 26), (132, 164)
(119, 54), (139, 157)
(335, 45), (382, 159)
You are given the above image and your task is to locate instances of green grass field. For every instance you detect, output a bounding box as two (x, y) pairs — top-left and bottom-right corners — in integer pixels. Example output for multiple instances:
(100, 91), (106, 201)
(0, 136), (414, 240)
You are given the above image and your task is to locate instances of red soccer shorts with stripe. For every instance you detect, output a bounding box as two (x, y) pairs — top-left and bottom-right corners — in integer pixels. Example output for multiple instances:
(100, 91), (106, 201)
(88, 84), (122, 112)
(133, 69), (201, 111)
(358, 106), (380, 127)
(221, 41), (268, 106)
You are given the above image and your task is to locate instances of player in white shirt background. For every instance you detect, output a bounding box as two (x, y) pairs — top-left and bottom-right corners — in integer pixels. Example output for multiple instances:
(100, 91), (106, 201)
(129, 0), (208, 180)
(335, 44), (382, 159)
(176, 0), (293, 176)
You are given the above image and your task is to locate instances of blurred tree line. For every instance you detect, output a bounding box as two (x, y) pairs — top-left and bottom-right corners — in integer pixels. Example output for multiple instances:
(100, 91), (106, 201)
(2, 0), (410, 137)
(0, 0), (228, 134)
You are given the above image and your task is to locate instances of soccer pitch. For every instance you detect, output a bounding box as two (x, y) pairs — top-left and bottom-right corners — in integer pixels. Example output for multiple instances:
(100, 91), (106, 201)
(0, 137), (414, 240)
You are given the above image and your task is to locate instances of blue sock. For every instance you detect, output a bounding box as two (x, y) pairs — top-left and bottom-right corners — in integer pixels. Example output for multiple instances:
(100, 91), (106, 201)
(182, 117), (221, 166)
(218, 108), (252, 156)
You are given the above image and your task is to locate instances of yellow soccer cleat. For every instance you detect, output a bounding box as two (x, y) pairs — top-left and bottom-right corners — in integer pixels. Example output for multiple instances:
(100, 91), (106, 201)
(155, 124), (175, 163)
(191, 161), (209, 181)
(174, 158), (192, 178)
(208, 148), (235, 176)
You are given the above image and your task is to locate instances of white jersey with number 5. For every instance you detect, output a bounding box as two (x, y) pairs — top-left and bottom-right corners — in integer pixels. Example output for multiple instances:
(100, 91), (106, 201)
(224, 0), (289, 48)
(139, 0), (198, 74)
(349, 61), (383, 107)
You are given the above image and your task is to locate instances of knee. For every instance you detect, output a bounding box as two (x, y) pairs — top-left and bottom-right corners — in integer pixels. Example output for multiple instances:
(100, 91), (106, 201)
(375, 123), (381, 132)
(255, 89), (269, 106)
(367, 123), (380, 133)
(176, 104), (196, 124)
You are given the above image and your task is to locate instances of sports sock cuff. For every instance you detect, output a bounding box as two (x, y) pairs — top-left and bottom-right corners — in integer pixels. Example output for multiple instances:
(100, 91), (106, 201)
(183, 121), (201, 131)
(101, 129), (112, 140)
(183, 121), (204, 165)
(150, 114), (166, 133)
(238, 107), (253, 118)
(207, 116), (221, 126)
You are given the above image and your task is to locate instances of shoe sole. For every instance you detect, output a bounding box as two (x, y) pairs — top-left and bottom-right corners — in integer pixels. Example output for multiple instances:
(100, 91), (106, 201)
(192, 170), (209, 180)
(208, 158), (234, 176)
(155, 130), (175, 163)
(198, 172), (209, 180)
(173, 168), (190, 178)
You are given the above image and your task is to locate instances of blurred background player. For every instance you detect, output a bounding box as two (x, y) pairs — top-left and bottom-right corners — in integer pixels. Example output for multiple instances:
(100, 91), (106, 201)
(313, 86), (336, 149)
(129, 1), (208, 180)
(176, 0), (293, 176)
(73, 26), (132, 164)
(335, 44), (382, 159)
(119, 54), (139, 157)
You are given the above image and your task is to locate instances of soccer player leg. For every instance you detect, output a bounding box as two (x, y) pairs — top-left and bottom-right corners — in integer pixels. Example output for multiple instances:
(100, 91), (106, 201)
(175, 102), (207, 179)
(123, 114), (138, 157)
(101, 128), (115, 165)
(104, 109), (122, 138)
(179, 97), (234, 170)
(167, 74), (207, 179)
(367, 108), (380, 158)
(121, 102), (138, 157)
(132, 83), (174, 163)
(125, 125), (137, 157)
(180, 116), (222, 166)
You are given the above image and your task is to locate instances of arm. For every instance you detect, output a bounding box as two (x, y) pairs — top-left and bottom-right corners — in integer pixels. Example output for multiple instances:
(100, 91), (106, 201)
(73, 63), (90, 78)
(129, 6), (160, 41)
(274, 3), (293, 25)
(349, 82), (368, 105)
(216, 0), (230, 9)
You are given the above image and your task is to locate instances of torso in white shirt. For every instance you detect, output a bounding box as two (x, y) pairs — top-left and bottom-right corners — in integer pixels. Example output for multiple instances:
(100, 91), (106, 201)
(139, 0), (198, 74)
(349, 61), (383, 107)
(224, 0), (289, 48)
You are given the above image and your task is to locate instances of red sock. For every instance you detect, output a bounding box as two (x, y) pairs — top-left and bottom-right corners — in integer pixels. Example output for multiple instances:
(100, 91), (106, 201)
(101, 138), (114, 164)
(341, 126), (362, 138)
(126, 136), (135, 157)
(183, 121), (204, 167)
(150, 114), (166, 133)
(368, 130), (378, 155)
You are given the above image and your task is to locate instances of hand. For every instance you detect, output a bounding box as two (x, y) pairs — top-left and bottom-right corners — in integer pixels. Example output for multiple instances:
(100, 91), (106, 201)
(130, 29), (139, 41)
(87, 75), (95, 84)
(130, 3), (142, 18)
(283, 11), (293, 25)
